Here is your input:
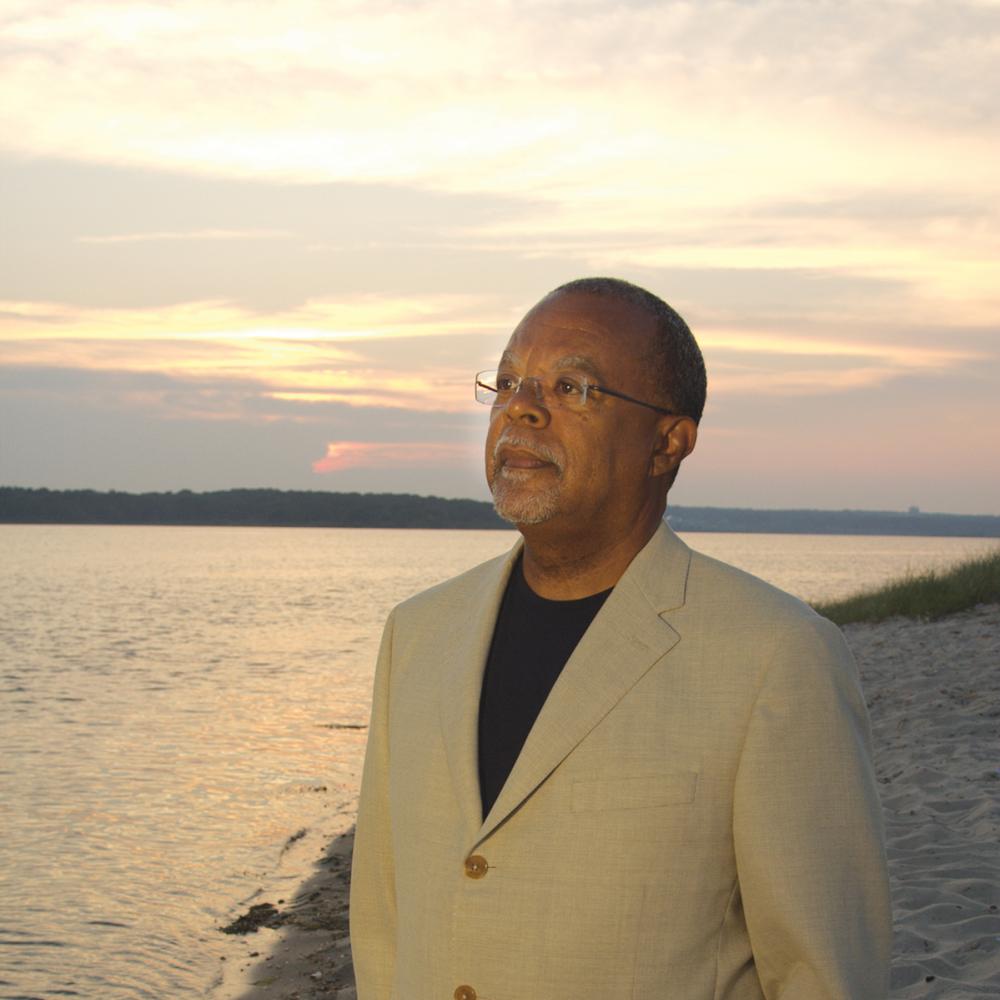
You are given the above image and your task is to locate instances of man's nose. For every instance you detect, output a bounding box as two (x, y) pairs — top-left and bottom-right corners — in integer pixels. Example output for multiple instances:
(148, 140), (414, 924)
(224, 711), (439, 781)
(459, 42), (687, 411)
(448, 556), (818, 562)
(504, 377), (551, 425)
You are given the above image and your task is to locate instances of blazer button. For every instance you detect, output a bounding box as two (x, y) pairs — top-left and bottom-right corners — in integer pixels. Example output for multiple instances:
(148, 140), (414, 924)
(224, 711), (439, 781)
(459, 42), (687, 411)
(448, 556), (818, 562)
(454, 986), (477, 1000)
(463, 854), (488, 879)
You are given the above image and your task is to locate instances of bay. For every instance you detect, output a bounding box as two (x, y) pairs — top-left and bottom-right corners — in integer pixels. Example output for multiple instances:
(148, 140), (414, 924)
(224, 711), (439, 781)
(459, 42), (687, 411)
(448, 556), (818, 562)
(0, 524), (995, 998)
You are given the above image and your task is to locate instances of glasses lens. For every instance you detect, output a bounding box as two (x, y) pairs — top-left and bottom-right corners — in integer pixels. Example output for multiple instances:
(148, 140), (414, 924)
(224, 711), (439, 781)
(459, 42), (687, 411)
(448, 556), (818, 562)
(474, 370), (593, 408)
(551, 375), (588, 408)
(475, 371), (499, 404)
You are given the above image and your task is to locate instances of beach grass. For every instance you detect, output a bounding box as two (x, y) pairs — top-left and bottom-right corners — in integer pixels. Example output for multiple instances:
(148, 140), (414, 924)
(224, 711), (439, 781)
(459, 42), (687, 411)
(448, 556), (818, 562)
(813, 548), (1000, 625)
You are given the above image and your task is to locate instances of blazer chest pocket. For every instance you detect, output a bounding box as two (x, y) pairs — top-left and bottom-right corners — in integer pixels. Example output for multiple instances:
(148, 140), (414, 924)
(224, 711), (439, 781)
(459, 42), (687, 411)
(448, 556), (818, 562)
(571, 771), (698, 812)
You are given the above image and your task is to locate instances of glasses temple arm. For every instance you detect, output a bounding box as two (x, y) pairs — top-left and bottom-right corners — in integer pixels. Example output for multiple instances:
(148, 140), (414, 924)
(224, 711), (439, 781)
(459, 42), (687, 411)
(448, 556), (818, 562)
(591, 384), (675, 416)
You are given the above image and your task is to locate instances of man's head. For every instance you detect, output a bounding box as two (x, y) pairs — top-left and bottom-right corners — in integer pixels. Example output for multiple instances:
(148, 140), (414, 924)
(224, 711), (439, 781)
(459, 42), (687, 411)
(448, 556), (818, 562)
(484, 278), (704, 542)
(548, 277), (706, 426)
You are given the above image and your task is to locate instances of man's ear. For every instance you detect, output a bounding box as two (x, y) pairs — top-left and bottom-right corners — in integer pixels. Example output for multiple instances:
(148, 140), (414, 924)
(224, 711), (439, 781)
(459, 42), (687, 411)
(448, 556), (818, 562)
(650, 416), (698, 479)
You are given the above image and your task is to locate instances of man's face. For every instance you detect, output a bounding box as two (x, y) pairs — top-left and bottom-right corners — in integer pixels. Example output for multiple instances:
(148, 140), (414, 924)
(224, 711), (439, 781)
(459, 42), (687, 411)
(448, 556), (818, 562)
(484, 290), (669, 537)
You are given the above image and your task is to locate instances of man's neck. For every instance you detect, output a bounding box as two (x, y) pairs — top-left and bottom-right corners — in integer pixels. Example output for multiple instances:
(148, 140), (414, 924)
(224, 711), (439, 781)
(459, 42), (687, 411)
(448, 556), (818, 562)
(518, 509), (663, 600)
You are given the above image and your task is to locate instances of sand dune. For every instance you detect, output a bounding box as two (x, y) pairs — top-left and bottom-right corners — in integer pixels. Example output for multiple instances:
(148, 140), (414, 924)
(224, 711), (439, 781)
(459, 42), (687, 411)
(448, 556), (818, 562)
(214, 603), (1000, 999)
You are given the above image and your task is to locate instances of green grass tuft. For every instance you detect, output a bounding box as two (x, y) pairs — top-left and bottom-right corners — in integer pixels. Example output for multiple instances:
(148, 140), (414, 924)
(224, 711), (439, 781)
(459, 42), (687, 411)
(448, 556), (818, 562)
(813, 548), (1000, 625)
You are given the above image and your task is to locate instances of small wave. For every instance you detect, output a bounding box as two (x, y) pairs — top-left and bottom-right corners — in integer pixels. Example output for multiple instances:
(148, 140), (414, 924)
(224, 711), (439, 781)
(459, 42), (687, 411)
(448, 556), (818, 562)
(0, 937), (67, 948)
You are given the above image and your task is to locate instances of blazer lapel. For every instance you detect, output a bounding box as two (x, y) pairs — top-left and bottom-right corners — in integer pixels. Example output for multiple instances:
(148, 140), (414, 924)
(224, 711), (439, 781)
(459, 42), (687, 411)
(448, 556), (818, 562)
(438, 540), (522, 842)
(475, 522), (692, 846)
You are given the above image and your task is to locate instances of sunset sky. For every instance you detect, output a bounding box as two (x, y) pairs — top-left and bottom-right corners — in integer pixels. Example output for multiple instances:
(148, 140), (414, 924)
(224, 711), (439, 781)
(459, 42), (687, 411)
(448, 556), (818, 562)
(2, 0), (998, 514)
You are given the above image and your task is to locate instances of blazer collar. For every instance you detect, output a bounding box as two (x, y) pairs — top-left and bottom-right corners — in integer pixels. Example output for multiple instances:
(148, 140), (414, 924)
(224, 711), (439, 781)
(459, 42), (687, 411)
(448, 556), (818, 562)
(439, 521), (693, 849)
(437, 539), (523, 841)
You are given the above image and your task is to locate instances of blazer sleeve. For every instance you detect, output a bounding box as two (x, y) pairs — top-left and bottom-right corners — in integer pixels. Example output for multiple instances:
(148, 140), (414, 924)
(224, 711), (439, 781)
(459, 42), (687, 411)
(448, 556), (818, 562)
(350, 609), (398, 1000)
(733, 615), (893, 999)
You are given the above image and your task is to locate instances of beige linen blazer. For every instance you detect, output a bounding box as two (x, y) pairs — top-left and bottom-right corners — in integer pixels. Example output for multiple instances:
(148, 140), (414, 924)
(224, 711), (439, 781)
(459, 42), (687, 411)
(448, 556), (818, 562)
(350, 523), (892, 1000)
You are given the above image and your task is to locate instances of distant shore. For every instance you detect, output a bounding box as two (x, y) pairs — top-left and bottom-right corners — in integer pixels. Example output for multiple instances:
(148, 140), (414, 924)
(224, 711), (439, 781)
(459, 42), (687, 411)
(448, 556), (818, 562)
(210, 602), (1000, 999)
(3, 486), (999, 537)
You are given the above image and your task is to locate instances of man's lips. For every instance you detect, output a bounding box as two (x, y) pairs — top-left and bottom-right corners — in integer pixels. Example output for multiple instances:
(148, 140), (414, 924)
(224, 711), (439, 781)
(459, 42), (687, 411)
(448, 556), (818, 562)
(499, 447), (551, 470)
(492, 435), (563, 479)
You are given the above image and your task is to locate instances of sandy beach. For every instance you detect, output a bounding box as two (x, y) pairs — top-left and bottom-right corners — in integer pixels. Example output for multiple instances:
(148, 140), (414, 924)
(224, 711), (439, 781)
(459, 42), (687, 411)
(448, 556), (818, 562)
(211, 602), (1000, 999)
(848, 602), (1000, 998)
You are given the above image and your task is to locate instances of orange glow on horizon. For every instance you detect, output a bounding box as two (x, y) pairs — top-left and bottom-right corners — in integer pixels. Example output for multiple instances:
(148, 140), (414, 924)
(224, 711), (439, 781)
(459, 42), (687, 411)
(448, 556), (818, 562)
(312, 440), (478, 473)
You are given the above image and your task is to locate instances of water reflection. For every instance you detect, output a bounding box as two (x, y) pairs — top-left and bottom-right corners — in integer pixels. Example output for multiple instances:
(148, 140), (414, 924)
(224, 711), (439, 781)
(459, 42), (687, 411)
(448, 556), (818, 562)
(0, 525), (516, 999)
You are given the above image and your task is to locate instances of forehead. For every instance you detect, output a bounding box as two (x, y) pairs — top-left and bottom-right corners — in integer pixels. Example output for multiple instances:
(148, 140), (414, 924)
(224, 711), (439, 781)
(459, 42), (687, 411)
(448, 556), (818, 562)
(501, 291), (656, 375)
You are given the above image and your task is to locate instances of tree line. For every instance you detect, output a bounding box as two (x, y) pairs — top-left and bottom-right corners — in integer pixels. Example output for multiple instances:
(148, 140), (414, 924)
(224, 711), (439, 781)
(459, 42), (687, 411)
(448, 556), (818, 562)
(1, 487), (998, 537)
(0, 487), (507, 529)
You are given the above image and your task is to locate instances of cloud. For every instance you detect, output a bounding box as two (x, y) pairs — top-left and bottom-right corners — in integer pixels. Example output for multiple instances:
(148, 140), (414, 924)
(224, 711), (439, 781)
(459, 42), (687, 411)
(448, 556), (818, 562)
(0, 156), (544, 310)
(3, 290), (994, 426)
(75, 229), (291, 244)
(0, 358), (490, 426)
(7, 154), (997, 340)
(3, 1), (998, 193)
(0, 292), (509, 415)
(758, 191), (994, 225)
(311, 440), (478, 474)
(701, 329), (983, 367)
(0, 362), (491, 492)
(0, 292), (505, 344)
(700, 325), (991, 398)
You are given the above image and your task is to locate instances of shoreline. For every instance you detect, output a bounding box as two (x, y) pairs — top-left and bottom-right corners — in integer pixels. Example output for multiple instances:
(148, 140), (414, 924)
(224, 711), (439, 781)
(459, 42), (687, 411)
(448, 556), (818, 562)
(210, 603), (1000, 999)
(210, 824), (357, 1000)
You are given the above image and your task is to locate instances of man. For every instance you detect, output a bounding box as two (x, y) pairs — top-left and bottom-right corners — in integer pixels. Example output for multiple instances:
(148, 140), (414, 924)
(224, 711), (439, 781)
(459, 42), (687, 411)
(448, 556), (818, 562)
(350, 278), (892, 999)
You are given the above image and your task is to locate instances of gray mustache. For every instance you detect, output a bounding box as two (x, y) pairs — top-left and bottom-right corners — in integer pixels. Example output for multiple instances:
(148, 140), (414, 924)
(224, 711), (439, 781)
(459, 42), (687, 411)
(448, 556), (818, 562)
(494, 435), (564, 472)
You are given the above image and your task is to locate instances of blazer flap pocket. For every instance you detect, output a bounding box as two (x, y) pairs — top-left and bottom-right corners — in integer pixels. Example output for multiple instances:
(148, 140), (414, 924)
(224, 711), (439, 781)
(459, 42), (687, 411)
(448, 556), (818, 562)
(571, 771), (698, 812)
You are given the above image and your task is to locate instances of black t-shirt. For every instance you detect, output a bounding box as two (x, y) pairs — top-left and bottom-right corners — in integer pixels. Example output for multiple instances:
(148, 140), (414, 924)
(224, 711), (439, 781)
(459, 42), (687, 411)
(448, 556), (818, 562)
(477, 556), (612, 819)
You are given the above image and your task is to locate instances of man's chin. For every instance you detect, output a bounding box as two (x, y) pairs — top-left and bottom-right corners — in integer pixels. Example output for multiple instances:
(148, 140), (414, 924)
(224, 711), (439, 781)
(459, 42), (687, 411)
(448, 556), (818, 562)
(491, 486), (560, 527)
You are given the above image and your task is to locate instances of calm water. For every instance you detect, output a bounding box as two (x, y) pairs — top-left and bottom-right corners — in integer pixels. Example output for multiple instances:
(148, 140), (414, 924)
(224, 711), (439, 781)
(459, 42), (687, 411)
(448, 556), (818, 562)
(1, 525), (996, 999)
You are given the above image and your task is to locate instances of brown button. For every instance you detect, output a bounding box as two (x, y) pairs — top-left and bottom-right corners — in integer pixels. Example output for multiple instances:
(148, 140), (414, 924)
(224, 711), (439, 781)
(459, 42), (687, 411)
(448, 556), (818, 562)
(454, 986), (477, 1000)
(463, 855), (488, 879)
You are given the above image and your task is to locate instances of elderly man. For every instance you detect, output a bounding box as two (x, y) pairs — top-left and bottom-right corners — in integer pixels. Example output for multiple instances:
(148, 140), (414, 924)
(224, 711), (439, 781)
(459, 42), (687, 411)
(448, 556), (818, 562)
(350, 278), (891, 999)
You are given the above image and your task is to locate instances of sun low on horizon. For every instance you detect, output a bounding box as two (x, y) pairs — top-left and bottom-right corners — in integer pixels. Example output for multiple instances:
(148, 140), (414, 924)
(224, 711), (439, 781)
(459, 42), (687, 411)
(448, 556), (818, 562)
(2, 0), (998, 515)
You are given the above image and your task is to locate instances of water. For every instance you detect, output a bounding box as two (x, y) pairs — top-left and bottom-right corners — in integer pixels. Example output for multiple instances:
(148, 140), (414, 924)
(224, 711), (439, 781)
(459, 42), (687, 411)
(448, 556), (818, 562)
(679, 531), (998, 604)
(1, 525), (996, 998)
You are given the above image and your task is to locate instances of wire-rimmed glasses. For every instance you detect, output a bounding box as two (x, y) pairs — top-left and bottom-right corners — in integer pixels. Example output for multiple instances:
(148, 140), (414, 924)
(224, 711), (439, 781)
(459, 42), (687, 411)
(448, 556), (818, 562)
(474, 370), (675, 416)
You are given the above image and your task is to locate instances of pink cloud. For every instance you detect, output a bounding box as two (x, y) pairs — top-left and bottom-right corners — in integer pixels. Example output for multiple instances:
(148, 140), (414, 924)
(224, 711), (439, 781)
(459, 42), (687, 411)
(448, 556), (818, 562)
(312, 440), (477, 474)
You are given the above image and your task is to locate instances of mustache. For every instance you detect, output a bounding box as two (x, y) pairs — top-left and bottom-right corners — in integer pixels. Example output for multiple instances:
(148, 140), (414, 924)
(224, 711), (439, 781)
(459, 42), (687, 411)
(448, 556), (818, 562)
(493, 435), (564, 472)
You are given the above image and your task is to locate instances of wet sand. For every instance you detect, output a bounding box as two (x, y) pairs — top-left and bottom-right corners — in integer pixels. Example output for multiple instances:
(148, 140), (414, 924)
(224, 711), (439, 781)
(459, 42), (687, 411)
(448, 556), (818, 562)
(211, 603), (1000, 999)
(210, 823), (357, 1000)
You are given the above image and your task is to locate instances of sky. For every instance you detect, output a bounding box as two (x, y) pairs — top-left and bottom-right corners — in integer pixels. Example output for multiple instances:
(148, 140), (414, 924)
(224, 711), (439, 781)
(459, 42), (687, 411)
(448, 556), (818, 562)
(1, 0), (998, 515)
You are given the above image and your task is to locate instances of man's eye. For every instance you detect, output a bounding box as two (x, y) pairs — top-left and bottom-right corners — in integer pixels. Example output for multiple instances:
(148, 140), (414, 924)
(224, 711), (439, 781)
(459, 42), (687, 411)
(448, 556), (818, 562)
(555, 377), (584, 395)
(496, 375), (518, 392)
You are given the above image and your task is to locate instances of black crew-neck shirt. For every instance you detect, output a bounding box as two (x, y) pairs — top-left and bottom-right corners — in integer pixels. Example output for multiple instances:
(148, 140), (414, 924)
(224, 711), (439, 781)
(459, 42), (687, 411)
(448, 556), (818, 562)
(477, 556), (612, 820)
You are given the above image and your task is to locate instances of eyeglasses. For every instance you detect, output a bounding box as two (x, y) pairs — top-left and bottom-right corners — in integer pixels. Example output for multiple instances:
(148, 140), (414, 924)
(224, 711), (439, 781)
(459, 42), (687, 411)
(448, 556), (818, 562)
(474, 370), (675, 416)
